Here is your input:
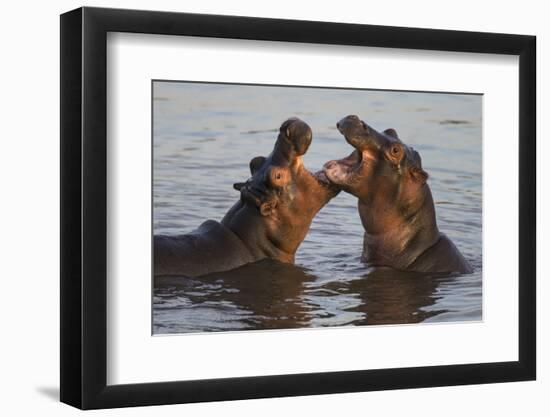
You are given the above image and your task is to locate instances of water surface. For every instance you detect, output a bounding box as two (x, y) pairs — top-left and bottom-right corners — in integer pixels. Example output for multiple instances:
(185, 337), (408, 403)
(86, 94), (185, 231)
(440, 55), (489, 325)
(153, 81), (482, 334)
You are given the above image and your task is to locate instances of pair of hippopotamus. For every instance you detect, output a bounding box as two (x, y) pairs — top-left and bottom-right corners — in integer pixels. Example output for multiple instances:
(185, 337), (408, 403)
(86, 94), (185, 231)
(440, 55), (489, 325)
(155, 116), (472, 278)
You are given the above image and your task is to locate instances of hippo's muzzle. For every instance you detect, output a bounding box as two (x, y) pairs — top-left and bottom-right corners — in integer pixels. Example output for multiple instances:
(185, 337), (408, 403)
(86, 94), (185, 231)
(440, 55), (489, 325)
(336, 115), (385, 152)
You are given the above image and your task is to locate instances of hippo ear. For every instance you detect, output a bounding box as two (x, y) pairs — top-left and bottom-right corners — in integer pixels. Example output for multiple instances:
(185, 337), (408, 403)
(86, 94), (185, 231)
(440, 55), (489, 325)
(384, 128), (399, 139)
(409, 166), (428, 184)
(259, 201), (277, 216)
(233, 182), (246, 191)
(249, 156), (266, 175)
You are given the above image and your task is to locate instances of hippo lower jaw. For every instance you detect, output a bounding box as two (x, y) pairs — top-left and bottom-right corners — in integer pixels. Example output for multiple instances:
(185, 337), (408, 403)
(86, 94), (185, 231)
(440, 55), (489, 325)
(322, 151), (363, 186)
(312, 169), (341, 193)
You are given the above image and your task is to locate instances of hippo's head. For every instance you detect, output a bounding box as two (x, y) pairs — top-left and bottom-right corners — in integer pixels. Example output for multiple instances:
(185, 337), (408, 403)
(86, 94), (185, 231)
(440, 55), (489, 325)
(322, 115), (474, 273)
(230, 118), (339, 259)
(323, 115), (428, 206)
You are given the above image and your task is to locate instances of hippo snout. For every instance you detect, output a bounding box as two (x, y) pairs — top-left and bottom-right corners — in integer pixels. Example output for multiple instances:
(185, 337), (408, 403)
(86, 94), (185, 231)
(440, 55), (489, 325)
(279, 117), (312, 156)
(336, 115), (388, 154)
(337, 115), (366, 135)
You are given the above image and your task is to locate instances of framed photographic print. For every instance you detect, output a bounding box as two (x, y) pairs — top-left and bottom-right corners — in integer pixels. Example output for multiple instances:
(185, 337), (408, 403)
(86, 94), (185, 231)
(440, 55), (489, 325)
(60, 6), (536, 409)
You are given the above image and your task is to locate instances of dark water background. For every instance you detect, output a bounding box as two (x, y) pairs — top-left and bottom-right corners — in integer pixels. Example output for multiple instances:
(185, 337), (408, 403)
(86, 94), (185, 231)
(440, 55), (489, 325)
(152, 81), (482, 334)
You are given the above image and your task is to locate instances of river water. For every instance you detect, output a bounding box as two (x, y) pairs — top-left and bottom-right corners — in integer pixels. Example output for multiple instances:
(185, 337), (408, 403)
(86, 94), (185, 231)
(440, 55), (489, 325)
(152, 81), (482, 334)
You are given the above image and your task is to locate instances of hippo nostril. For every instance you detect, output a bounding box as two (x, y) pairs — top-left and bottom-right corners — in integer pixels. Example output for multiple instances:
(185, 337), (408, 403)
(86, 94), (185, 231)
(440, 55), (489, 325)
(349, 115), (359, 120)
(336, 122), (340, 129)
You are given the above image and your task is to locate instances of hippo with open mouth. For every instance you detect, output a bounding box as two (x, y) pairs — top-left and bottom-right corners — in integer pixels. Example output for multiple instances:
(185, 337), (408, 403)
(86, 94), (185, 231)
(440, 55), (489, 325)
(323, 115), (472, 274)
(154, 117), (339, 277)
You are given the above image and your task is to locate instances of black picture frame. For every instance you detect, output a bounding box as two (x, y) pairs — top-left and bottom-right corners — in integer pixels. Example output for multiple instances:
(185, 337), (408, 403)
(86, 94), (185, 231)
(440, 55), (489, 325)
(60, 6), (536, 410)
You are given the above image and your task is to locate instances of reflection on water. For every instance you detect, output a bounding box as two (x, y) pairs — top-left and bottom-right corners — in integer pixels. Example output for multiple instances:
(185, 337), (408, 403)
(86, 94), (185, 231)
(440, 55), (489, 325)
(153, 81), (483, 334)
(155, 261), (316, 332)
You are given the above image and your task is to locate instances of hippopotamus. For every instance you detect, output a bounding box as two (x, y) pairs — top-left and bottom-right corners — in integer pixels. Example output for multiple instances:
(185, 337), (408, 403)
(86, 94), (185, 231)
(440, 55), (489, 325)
(154, 118), (339, 277)
(323, 115), (472, 274)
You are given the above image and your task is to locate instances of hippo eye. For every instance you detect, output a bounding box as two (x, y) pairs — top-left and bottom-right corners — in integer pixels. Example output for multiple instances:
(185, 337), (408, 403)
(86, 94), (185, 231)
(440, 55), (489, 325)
(391, 145), (401, 155)
(269, 167), (289, 187)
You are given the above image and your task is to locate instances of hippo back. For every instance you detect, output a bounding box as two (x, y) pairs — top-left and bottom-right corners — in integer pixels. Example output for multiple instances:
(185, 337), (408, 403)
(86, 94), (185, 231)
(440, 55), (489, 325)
(407, 234), (473, 274)
(154, 220), (256, 277)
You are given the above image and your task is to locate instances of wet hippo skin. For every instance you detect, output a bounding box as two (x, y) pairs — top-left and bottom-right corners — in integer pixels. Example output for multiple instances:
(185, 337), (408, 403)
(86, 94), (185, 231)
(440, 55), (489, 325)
(323, 115), (473, 274)
(154, 118), (339, 277)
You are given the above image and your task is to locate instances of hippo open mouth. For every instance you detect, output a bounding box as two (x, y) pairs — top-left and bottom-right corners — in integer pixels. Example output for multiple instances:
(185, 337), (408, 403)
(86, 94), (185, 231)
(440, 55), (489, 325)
(233, 117), (340, 212)
(322, 150), (363, 186)
(312, 169), (341, 190)
(323, 115), (386, 187)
